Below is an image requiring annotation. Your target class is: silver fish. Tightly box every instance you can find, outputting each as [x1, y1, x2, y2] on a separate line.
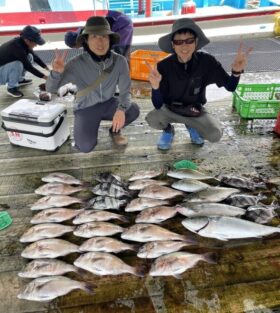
[35, 183, 85, 196]
[17, 276, 94, 301]
[74, 252, 144, 276]
[138, 185, 184, 200]
[30, 195, 83, 210]
[121, 223, 188, 242]
[42, 172, 84, 185]
[149, 252, 216, 278]
[18, 259, 79, 278]
[176, 202, 246, 217]
[73, 210, 129, 224]
[137, 240, 192, 259]
[87, 196, 127, 210]
[21, 239, 79, 259]
[129, 179, 168, 190]
[73, 222, 124, 238]
[79, 237, 138, 253]
[20, 223, 75, 242]
[182, 216, 280, 241]
[91, 183, 130, 199]
[227, 193, 265, 208]
[128, 169, 163, 181]
[125, 197, 170, 212]
[171, 179, 210, 193]
[220, 175, 266, 191]
[31, 208, 84, 224]
[135, 206, 177, 224]
[167, 169, 213, 180]
[185, 187, 240, 203]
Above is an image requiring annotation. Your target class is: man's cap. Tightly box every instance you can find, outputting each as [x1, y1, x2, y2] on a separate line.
[158, 18, 209, 53]
[77, 16, 120, 45]
[20, 25, 45, 45]
[64, 28, 82, 48]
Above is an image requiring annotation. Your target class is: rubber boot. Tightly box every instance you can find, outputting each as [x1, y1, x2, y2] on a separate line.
[186, 126, 204, 146]
[157, 125, 175, 150]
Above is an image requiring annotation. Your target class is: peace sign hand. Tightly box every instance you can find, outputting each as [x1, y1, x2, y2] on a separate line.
[52, 49, 67, 73]
[231, 42, 253, 73]
[145, 61, 162, 90]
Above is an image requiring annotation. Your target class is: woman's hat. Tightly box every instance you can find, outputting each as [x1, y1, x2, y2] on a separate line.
[77, 16, 120, 45]
[20, 25, 45, 45]
[158, 18, 209, 53]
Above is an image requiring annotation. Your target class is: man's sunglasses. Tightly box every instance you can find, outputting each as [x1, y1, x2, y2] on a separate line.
[172, 38, 196, 45]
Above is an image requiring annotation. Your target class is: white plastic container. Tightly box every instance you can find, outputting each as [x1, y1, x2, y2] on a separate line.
[1, 99, 70, 151]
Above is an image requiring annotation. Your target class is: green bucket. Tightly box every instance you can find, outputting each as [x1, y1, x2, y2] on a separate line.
[173, 160, 198, 170]
[0, 211, 12, 230]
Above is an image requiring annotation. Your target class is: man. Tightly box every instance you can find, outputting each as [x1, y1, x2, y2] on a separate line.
[64, 10, 133, 63]
[0, 25, 49, 97]
[46, 16, 139, 153]
[146, 18, 252, 150]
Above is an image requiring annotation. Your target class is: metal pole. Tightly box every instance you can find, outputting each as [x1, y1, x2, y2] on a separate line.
[173, 0, 180, 15]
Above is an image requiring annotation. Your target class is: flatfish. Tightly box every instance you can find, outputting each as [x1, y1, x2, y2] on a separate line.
[74, 252, 145, 276]
[125, 197, 170, 212]
[138, 185, 184, 200]
[18, 259, 79, 278]
[79, 237, 138, 253]
[20, 223, 75, 242]
[182, 216, 280, 241]
[17, 276, 94, 301]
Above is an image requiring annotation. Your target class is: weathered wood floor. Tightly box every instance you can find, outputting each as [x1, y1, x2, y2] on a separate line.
[0, 76, 279, 313]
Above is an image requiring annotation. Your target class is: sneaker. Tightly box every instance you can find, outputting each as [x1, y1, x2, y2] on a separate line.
[7, 87, 24, 98]
[157, 125, 175, 150]
[186, 126, 204, 146]
[109, 130, 128, 146]
[18, 79, 32, 86]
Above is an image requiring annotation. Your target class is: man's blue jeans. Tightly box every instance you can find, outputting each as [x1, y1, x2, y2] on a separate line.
[0, 61, 24, 89]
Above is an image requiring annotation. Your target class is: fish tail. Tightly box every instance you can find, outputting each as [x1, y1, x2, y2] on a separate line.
[179, 235, 197, 244]
[81, 181, 92, 188]
[82, 282, 96, 294]
[129, 243, 141, 252]
[134, 264, 147, 277]
[119, 215, 130, 223]
[203, 252, 218, 264]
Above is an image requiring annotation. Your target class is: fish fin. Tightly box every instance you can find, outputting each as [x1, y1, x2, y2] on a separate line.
[173, 274, 183, 279]
[203, 252, 218, 264]
[82, 282, 96, 294]
[119, 215, 130, 223]
[134, 264, 147, 277]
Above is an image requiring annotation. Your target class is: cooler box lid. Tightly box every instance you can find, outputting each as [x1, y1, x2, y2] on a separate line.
[1, 99, 66, 124]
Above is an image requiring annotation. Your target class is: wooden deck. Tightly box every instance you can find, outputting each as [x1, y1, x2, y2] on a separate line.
[0, 76, 279, 313]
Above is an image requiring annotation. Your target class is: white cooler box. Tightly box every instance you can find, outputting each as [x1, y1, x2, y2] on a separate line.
[1, 99, 70, 151]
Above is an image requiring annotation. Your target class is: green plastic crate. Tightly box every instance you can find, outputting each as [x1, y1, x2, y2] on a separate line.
[233, 83, 280, 119]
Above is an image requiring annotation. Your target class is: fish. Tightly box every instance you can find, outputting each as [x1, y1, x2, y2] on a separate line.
[220, 175, 266, 191]
[245, 204, 278, 224]
[171, 179, 210, 193]
[20, 223, 75, 242]
[125, 198, 170, 212]
[149, 252, 216, 278]
[93, 172, 125, 187]
[128, 169, 163, 181]
[129, 179, 168, 190]
[30, 208, 84, 224]
[137, 240, 193, 259]
[42, 172, 84, 185]
[91, 183, 130, 199]
[167, 169, 213, 180]
[176, 202, 246, 217]
[73, 210, 129, 224]
[30, 195, 83, 210]
[121, 223, 188, 242]
[138, 185, 184, 200]
[184, 187, 240, 203]
[182, 216, 280, 241]
[73, 222, 125, 238]
[74, 252, 145, 276]
[86, 196, 127, 210]
[17, 276, 94, 301]
[135, 206, 177, 224]
[18, 259, 79, 278]
[21, 239, 79, 259]
[226, 193, 265, 208]
[79, 237, 138, 253]
[35, 183, 85, 196]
